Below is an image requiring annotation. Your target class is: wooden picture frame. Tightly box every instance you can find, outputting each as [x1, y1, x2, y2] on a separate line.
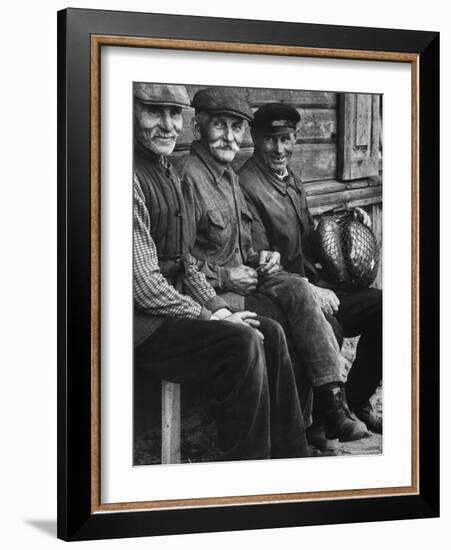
[57, 7, 439, 541]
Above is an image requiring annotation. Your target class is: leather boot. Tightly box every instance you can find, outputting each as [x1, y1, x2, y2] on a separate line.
[306, 423, 338, 453]
[314, 384, 369, 442]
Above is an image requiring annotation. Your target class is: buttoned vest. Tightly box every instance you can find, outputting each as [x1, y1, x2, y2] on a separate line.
[134, 145, 190, 282]
[134, 145, 192, 347]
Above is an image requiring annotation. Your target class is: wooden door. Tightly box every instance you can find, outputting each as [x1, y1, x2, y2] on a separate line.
[338, 93, 381, 180]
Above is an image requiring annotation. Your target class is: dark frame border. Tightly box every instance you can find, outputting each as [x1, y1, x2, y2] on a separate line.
[57, 8, 439, 541]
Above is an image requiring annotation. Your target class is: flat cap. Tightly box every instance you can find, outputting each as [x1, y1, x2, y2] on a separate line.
[251, 102, 300, 135]
[133, 83, 191, 108]
[192, 87, 253, 121]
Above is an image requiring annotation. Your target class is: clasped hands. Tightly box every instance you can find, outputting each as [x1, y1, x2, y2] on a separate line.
[224, 250, 281, 295]
[210, 250, 280, 342]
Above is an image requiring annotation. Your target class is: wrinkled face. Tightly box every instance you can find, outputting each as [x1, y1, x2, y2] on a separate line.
[134, 103, 183, 156]
[253, 131, 297, 174]
[196, 113, 246, 164]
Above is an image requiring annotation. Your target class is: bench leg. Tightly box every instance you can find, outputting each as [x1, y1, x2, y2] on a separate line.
[161, 381, 181, 464]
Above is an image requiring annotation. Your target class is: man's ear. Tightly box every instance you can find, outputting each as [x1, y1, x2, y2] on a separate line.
[192, 115, 201, 141]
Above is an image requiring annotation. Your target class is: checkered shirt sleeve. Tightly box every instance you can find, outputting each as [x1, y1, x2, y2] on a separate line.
[182, 253, 221, 304]
[134, 174, 211, 319]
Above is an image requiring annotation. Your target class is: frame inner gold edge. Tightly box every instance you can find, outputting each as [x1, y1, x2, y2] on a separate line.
[90, 34, 420, 514]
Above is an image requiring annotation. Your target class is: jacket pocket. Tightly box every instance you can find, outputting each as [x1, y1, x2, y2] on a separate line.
[207, 209, 227, 228]
[206, 209, 228, 246]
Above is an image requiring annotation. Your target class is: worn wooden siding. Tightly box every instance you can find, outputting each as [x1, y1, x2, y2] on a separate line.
[170, 85, 382, 275]
[171, 85, 381, 201]
[171, 86, 339, 183]
[170, 85, 383, 283]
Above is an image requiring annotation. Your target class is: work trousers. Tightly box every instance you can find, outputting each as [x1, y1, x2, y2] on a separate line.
[134, 316, 309, 461]
[246, 272, 344, 388]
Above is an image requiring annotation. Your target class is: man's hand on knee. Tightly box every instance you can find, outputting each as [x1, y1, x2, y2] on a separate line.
[217, 310, 264, 342]
[310, 284, 340, 315]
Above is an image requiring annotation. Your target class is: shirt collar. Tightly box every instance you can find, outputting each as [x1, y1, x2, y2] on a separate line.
[275, 168, 289, 179]
[135, 140, 169, 167]
[134, 141, 182, 187]
[191, 140, 232, 184]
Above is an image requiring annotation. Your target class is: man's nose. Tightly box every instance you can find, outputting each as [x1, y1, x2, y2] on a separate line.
[275, 140, 284, 154]
[224, 125, 234, 142]
[159, 112, 173, 131]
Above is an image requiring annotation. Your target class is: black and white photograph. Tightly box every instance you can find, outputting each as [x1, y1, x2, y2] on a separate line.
[0, 0, 445, 545]
[132, 82, 383, 466]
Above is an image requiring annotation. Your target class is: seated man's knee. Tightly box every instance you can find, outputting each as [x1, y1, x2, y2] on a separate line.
[281, 276, 317, 311]
[258, 317, 287, 349]
[226, 323, 262, 361]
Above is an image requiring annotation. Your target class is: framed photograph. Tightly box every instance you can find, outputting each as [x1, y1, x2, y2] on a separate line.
[57, 8, 439, 541]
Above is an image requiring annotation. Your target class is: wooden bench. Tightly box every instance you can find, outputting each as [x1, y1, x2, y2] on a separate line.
[161, 380, 181, 464]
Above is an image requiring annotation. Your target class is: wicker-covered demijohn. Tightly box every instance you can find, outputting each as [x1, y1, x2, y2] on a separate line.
[315, 209, 379, 288]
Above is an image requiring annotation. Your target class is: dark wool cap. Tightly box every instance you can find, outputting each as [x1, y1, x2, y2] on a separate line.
[133, 83, 191, 108]
[192, 87, 253, 121]
[251, 102, 301, 135]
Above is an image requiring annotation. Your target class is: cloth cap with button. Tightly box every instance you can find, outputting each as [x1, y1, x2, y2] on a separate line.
[133, 82, 191, 108]
[251, 102, 300, 135]
[192, 87, 253, 121]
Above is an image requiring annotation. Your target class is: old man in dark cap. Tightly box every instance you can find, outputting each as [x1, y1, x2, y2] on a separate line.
[239, 102, 382, 434]
[179, 87, 369, 444]
[133, 82, 317, 461]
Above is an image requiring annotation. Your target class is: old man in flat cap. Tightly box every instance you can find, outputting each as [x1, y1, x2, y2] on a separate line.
[179, 87, 369, 445]
[239, 102, 382, 435]
[133, 82, 316, 461]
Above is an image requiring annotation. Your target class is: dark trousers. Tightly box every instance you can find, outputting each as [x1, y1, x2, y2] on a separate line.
[245, 292, 312, 419]
[332, 287, 382, 409]
[134, 316, 308, 461]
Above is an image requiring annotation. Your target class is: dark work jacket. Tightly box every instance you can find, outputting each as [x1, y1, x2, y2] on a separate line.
[239, 154, 318, 282]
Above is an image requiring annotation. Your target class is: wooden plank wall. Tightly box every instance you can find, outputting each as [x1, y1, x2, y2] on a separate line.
[171, 85, 339, 184]
[170, 85, 382, 289]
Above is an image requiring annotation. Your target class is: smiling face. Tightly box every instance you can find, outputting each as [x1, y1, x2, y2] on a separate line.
[134, 103, 183, 156]
[195, 112, 246, 164]
[253, 130, 297, 174]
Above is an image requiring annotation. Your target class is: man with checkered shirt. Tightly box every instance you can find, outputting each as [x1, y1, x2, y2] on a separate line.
[133, 82, 316, 461]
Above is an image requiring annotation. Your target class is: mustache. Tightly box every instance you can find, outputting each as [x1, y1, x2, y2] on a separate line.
[211, 141, 240, 151]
